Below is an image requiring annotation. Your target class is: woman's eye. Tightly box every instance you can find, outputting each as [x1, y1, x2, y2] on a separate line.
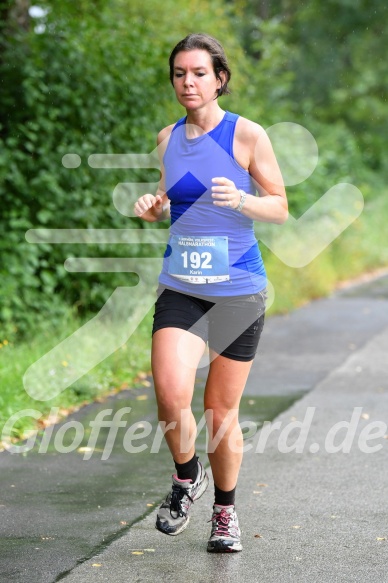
[174, 71, 205, 79]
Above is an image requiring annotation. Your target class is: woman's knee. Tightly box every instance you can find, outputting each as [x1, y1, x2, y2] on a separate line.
[155, 384, 192, 418]
[204, 406, 239, 435]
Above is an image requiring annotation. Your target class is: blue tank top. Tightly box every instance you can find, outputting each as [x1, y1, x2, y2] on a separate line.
[158, 111, 266, 296]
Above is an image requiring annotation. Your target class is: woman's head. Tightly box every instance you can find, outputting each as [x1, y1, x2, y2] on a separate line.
[169, 33, 231, 97]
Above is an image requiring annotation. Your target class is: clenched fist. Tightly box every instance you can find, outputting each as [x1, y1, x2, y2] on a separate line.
[134, 193, 167, 222]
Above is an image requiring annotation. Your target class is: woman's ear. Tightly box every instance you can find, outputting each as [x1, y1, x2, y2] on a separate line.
[218, 70, 226, 88]
[215, 70, 226, 97]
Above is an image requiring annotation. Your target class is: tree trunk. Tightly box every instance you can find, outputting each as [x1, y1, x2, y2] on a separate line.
[0, 0, 30, 37]
[258, 0, 269, 20]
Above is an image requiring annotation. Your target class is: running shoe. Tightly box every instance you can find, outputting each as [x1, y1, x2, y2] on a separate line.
[155, 461, 209, 535]
[207, 504, 242, 552]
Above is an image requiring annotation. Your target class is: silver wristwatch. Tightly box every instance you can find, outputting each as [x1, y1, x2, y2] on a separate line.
[235, 189, 247, 212]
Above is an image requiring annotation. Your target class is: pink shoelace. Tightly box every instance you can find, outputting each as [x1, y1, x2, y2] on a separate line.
[211, 508, 233, 536]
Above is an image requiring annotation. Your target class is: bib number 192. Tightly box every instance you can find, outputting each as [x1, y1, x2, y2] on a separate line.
[181, 251, 212, 270]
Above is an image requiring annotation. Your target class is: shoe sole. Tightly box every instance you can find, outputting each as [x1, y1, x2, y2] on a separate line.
[155, 515, 190, 536]
[207, 540, 243, 553]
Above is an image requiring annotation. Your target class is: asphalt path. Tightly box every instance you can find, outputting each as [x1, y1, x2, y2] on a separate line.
[1, 272, 388, 582]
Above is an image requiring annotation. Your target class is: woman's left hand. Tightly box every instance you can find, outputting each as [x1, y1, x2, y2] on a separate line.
[211, 177, 240, 209]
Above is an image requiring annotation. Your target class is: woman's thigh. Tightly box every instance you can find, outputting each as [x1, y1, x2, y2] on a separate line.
[151, 327, 206, 409]
[204, 353, 253, 413]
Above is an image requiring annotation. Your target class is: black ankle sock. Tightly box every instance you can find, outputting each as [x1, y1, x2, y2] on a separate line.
[214, 484, 236, 506]
[174, 453, 198, 482]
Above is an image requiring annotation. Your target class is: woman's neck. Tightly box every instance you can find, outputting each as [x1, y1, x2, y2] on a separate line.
[185, 105, 225, 137]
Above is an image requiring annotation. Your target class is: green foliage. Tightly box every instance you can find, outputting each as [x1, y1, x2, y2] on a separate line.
[0, 0, 247, 339]
[1, 0, 387, 342]
[264, 192, 388, 315]
[1, 0, 388, 438]
[231, 0, 388, 183]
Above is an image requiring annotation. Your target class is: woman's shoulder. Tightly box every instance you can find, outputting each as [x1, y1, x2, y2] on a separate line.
[156, 124, 177, 162]
[234, 114, 267, 144]
[157, 123, 175, 145]
[157, 115, 188, 144]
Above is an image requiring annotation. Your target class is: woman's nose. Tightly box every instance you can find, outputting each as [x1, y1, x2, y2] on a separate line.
[183, 74, 194, 86]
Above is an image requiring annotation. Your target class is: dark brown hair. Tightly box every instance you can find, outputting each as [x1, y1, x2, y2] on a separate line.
[169, 33, 231, 97]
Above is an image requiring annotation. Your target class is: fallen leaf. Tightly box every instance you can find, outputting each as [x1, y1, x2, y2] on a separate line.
[39, 417, 56, 429]
[377, 537, 387, 541]
[141, 380, 151, 387]
[146, 503, 154, 507]
[92, 563, 102, 567]
[292, 525, 302, 529]
[59, 408, 71, 417]
[77, 447, 104, 454]
[254, 534, 263, 538]
[253, 491, 262, 494]
[128, 549, 155, 553]
[136, 395, 148, 401]
[257, 483, 268, 487]
[120, 521, 128, 525]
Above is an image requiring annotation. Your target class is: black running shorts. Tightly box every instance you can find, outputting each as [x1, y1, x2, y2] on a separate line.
[152, 286, 266, 362]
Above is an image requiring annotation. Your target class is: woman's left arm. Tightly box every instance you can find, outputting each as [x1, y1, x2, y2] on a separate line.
[211, 119, 288, 224]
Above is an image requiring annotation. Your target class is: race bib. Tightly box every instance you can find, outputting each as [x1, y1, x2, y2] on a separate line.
[168, 235, 229, 283]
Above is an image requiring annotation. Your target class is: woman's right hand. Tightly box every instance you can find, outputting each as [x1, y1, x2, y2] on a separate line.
[134, 193, 165, 222]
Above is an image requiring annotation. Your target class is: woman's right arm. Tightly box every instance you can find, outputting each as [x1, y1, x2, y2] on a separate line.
[133, 125, 173, 222]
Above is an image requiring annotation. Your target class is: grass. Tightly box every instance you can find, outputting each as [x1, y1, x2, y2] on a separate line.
[1, 193, 388, 443]
[0, 308, 153, 445]
[265, 193, 388, 314]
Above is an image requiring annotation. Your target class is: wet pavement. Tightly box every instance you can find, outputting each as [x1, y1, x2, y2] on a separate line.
[0, 386, 304, 582]
[1, 272, 388, 582]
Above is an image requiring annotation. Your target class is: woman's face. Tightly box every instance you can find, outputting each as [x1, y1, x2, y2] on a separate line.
[172, 49, 223, 110]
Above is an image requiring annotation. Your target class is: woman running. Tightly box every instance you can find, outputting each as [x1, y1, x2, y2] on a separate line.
[134, 33, 287, 553]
